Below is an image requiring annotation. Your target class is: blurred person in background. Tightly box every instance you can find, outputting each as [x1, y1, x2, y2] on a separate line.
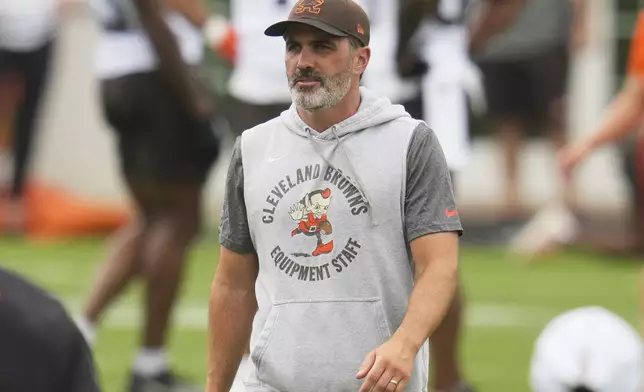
[529, 306, 643, 392]
[559, 8, 644, 250]
[559, 8, 644, 334]
[0, 266, 102, 392]
[382, 1, 525, 391]
[223, 0, 292, 136]
[360, 0, 422, 119]
[0, 0, 73, 234]
[471, 0, 589, 219]
[75, 0, 228, 390]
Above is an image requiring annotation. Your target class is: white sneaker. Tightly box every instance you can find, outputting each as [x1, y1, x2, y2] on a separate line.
[508, 201, 579, 259]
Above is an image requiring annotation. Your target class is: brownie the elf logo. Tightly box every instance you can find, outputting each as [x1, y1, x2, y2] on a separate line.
[289, 188, 334, 257]
[261, 164, 368, 282]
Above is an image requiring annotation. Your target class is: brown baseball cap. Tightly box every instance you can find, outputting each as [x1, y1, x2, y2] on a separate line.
[264, 0, 370, 47]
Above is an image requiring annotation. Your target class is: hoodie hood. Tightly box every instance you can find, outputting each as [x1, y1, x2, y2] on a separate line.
[278, 87, 412, 227]
[280, 86, 411, 139]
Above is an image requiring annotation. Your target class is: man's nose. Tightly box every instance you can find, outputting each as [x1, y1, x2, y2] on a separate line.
[297, 47, 315, 69]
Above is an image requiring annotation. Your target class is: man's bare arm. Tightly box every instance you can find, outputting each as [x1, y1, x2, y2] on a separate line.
[570, 0, 589, 52]
[132, 0, 209, 118]
[206, 247, 258, 392]
[468, 0, 526, 53]
[585, 78, 644, 148]
[394, 232, 459, 351]
[559, 77, 644, 178]
[355, 231, 458, 391]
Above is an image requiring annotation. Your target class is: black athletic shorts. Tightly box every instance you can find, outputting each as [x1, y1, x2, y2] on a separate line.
[401, 94, 424, 120]
[100, 70, 220, 184]
[477, 44, 570, 135]
[0, 40, 55, 197]
[224, 95, 291, 135]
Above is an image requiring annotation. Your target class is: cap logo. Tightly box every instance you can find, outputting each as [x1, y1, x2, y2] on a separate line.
[357, 24, 364, 35]
[294, 0, 324, 14]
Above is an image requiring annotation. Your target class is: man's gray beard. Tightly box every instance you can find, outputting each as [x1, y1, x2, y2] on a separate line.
[289, 69, 353, 111]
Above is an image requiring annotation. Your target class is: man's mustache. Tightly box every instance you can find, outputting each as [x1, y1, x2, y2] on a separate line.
[290, 69, 324, 86]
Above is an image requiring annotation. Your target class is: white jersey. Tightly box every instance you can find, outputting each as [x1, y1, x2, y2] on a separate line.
[530, 307, 643, 392]
[419, 19, 479, 171]
[360, 0, 420, 104]
[0, 0, 59, 51]
[419, 0, 483, 171]
[88, 0, 204, 80]
[227, 0, 292, 105]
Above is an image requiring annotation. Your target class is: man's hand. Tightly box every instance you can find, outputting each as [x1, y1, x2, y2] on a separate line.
[557, 141, 593, 180]
[356, 334, 416, 392]
[356, 232, 458, 392]
[289, 203, 305, 221]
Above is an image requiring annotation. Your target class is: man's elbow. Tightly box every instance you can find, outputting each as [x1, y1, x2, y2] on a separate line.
[210, 272, 255, 299]
[416, 253, 459, 284]
[437, 254, 458, 279]
[210, 249, 259, 299]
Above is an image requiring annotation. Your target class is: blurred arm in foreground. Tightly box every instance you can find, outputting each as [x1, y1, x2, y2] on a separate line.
[0, 267, 102, 391]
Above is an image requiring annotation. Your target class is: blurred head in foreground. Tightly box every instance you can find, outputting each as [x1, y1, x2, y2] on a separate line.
[530, 306, 643, 392]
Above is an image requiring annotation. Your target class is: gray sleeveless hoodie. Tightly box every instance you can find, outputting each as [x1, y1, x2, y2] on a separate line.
[234, 87, 449, 392]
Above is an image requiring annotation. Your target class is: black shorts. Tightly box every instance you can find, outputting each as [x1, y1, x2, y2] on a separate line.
[0, 41, 55, 196]
[478, 45, 569, 134]
[401, 94, 424, 120]
[100, 71, 219, 184]
[224, 95, 291, 135]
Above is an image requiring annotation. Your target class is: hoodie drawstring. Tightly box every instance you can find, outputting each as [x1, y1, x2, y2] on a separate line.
[305, 126, 378, 226]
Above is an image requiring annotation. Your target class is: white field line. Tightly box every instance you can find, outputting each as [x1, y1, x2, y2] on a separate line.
[61, 298, 552, 330]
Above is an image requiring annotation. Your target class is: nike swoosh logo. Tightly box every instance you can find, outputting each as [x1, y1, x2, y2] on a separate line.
[445, 208, 458, 217]
[268, 153, 289, 162]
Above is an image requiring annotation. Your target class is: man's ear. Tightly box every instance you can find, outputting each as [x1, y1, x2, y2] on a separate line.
[354, 46, 370, 75]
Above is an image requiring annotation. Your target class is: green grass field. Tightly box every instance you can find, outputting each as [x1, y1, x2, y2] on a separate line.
[0, 236, 640, 392]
